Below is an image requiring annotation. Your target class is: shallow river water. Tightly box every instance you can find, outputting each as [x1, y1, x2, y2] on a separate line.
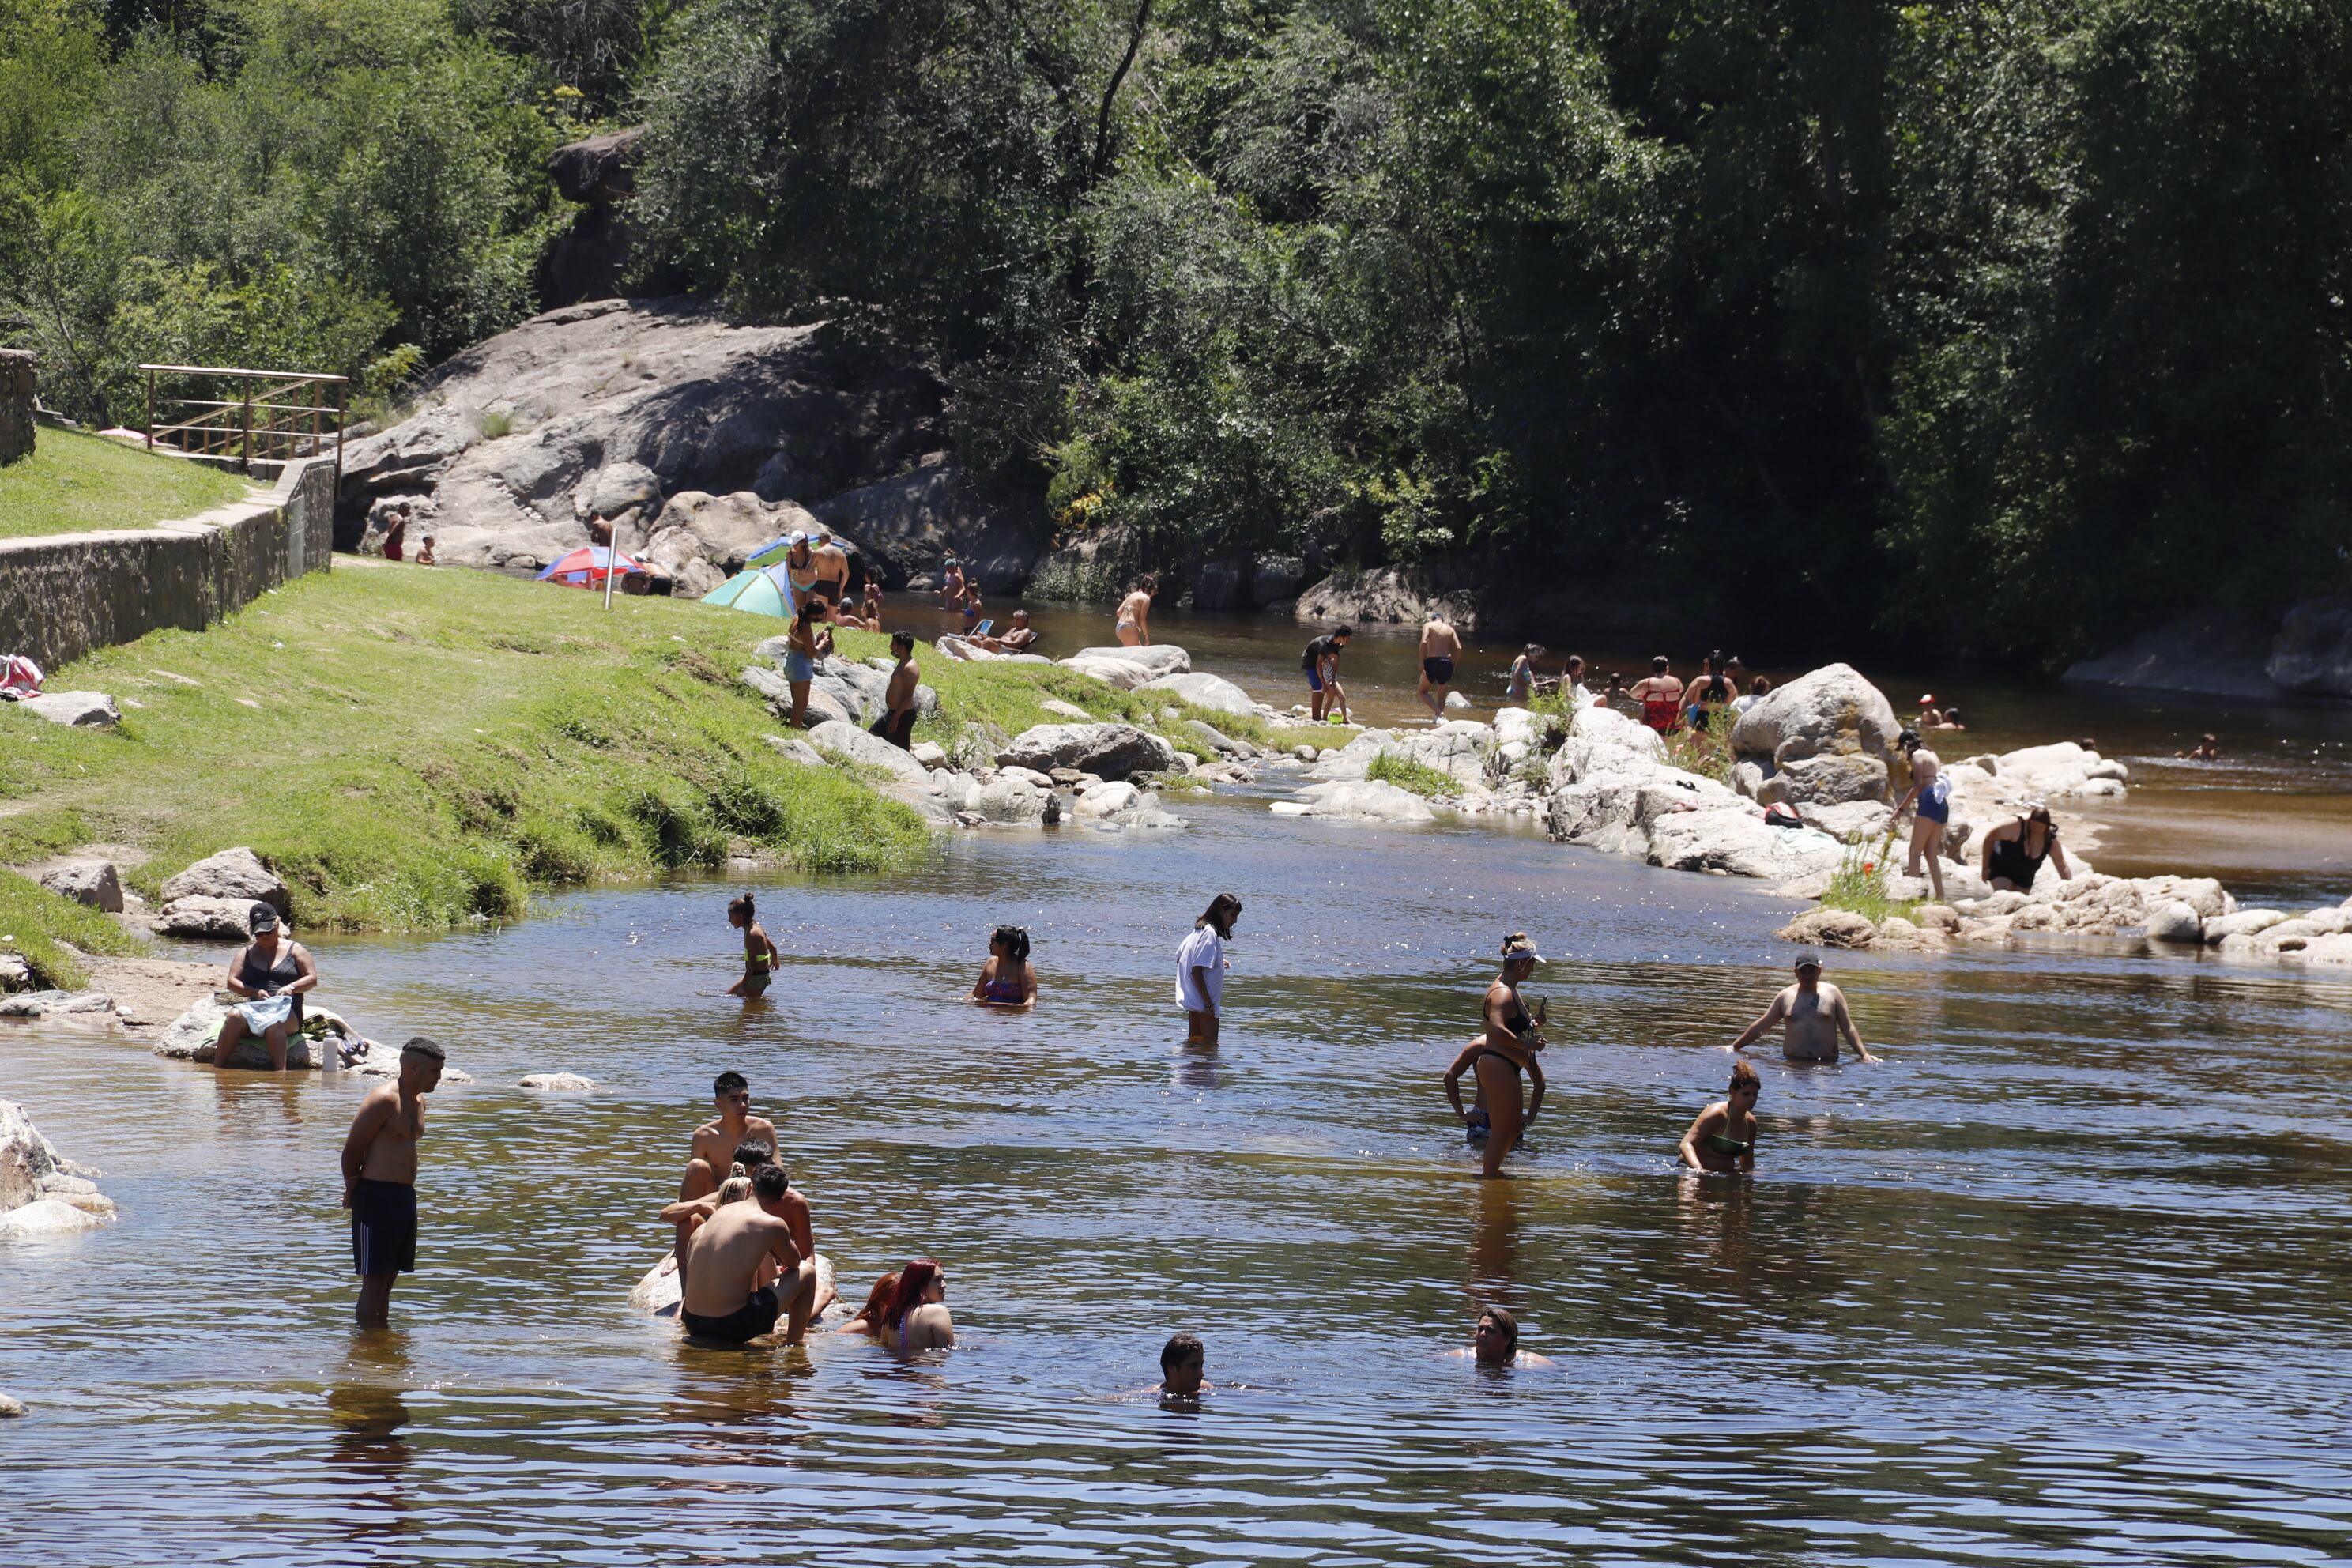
[7, 740, 2352, 1562]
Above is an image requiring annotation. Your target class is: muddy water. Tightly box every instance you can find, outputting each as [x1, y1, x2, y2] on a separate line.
[934, 599, 2352, 903]
[6, 765, 2352, 1563]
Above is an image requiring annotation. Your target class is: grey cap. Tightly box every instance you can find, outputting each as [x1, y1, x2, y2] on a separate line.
[1793, 951, 1824, 971]
[247, 902, 280, 933]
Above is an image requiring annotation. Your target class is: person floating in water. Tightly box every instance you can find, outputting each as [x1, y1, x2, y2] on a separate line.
[1724, 954, 1877, 1064]
[1442, 934, 1549, 1179]
[1178, 893, 1241, 1046]
[971, 925, 1038, 1008]
[1450, 1305, 1554, 1368]
[1893, 747, 1951, 903]
[1679, 1060, 1761, 1174]
[726, 893, 779, 998]
[876, 1257, 956, 1350]
[340, 1037, 445, 1328]
[1156, 1332, 1210, 1398]
[2176, 733, 2219, 761]
[670, 1165, 818, 1346]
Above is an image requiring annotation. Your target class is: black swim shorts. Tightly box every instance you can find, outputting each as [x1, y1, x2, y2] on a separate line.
[350, 1178, 417, 1276]
[1423, 657, 1455, 686]
[682, 1286, 782, 1345]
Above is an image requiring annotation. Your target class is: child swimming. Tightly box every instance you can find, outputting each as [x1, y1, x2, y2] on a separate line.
[970, 925, 1037, 1008]
[726, 893, 780, 998]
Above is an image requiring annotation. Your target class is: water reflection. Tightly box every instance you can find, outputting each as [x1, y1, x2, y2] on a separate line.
[324, 1331, 417, 1547]
[1466, 1177, 1522, 1296]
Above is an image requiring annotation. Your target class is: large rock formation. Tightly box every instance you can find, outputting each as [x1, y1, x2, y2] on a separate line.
[337, 300, 1037, 582]
[2064, 598, 2352, 701]
[997, 722, 1180, 781]
[1728, 663, 1902, 808]
[0, 1099, 115, 1234]
[1294, 565, 1484, 631]
[2269, 598, 2352, 698]
[538, 127, 643, 309]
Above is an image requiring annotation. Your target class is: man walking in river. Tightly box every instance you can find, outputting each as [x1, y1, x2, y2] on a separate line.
[340, 1037, 445, 1327]
[1417, 615, 1461, 720]
[1724, 955, 1877, 1063]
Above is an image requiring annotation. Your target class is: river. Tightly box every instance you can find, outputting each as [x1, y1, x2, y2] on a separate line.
[4, 609, 2351, 1565]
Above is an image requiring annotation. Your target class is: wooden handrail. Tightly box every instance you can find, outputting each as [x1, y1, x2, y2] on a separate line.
[138, 364, 349, 383]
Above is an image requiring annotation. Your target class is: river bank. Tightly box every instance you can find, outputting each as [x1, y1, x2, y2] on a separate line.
[0, 562, 1308, 994]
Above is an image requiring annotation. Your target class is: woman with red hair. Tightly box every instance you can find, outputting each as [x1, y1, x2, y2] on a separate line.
[878, 1258, 956, 1350]
[835, 1270, 899, 1337]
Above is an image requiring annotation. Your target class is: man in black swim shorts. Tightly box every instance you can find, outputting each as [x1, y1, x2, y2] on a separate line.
[1418, 614, 1461, 720]
[339, 1037, 445, 1326]
[675, 1165, 818, 1345]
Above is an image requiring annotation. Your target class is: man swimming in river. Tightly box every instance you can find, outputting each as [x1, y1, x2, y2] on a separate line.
[683, 1072, 780, 1200]
[1155, 1332, 1211, 1398]
[668, 1165, 818, 1345]
[1723, 954, 1877, 1063]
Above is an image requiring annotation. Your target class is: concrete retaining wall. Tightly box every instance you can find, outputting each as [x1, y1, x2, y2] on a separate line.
[0, 456, 334, 673]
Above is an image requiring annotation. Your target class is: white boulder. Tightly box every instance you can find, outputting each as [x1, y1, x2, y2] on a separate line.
[1282, 779, 1438, 824]
[805, 718, 932, 786]
[19, 691, 119, 727]
[997, 722, 1180, 781]
[2145, 901, 2204, 944]
[1728, 663, 1902, 768]
[519, 1072, 596, 1091]
[0, 1197, 112, 1237]
[153, 895, 265, 940]
[972, 776, 1052, 825]
[1140, 670, 1257, 716]
[38, 861, 123, 913]
[160, 848, 289, 913]
[1066, 644, 1191, 678]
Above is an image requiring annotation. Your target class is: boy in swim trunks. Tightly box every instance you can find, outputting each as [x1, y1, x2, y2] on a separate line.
[682, 1072, 781, 1200]
[870, 631, 920, 749]
[1417, 616, 1461, 720]
[674, 1166, 817, 1344]
[340, 1037, 445, 1327]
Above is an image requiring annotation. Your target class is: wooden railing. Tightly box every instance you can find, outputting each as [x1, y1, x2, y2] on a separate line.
[141, 364, 349, 487]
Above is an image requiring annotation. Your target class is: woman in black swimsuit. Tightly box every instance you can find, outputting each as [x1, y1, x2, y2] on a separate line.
[214, 901, 317, 1070]
[1979, 804, 2073, 892]
[1442, 934, 1549, 1179]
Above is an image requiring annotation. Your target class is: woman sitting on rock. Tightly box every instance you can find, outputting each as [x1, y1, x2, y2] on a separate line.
[1980, 805, 2073, 893]
[214, 902, 318, 1071]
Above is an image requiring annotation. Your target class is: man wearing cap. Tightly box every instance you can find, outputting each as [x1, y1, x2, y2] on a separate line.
[340, 1037, 447, 1326]
[809, 528, 852, 607]
[1724, 955, 1877, 1064]
[213, 900, 318, 1071]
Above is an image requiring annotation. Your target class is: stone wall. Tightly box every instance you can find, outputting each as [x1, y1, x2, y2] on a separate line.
[0, 455, 334, 673]
[0, 349, 34, 466]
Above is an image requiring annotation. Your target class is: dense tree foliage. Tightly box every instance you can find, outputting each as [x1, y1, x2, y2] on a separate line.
[6, 0, 2346, 662]
[0, 0, 570, 425]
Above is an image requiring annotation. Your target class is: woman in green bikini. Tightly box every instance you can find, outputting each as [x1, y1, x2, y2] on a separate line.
[726, 893, 780, 998]
[1679, 1060, 1760, 1174]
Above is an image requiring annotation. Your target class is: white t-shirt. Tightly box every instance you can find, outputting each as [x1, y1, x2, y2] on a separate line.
[1175, 925, 1226, 1013]
[1730, 693, 1762, 716]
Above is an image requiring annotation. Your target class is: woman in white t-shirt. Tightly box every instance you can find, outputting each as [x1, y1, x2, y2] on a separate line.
[1176, 893, 1242, 1045]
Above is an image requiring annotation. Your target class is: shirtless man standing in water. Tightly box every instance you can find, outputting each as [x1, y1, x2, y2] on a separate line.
[1417, 615, 1462, 720]
[340, 1038, 445, 1326]
[671, 1166, 818, 1344]
[1724, 954, 1877, 1063]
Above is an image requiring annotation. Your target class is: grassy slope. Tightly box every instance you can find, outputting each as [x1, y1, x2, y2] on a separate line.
[0, 427, 251, 539]
[0, 564, 1315, 987]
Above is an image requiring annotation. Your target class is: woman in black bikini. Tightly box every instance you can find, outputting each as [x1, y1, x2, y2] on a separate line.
[1442, 934, 1549, 1179]
[1979, 804, 2073, 893]
[1679, 1061, 1760, 1174]
[969, 925, 1037, 1008]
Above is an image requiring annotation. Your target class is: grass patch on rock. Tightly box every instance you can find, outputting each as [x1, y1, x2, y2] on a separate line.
[0, 869, 144, 989]
[0, 427, 251, 539]
[1818, 830, 1917, 925]
[1366, 751, 1457, 797]
[0, 561, 933, 941]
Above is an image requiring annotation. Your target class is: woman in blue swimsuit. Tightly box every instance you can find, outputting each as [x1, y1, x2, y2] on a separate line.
[970, 925, 1037, 1008]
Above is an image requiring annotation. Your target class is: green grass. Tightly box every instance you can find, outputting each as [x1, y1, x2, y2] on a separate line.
[0, 562, 933, 952]
[0, 564, 1330, 981]
[0, 869, 145, 989]
[0, 426, 251, 539]
[1366, 750, 1458, 796]
[1818, 829, 1918, 924]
